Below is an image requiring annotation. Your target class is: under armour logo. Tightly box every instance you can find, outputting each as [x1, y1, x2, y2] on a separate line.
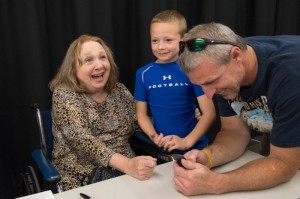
[163, 75, 172, 80]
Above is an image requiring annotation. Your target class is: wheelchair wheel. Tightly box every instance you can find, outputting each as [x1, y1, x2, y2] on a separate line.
[20, 165, 41, 195]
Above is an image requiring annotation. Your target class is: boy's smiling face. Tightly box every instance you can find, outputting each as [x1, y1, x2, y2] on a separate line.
[150, 22, 182, 63]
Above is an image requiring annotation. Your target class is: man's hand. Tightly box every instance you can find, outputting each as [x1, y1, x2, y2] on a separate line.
[173, 158, 217, 196]
[184, 149, 212, 169]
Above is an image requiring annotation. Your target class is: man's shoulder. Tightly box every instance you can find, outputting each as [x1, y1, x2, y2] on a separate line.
[245, 35, 300, 45]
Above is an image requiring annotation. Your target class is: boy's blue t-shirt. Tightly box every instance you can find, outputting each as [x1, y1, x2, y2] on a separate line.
[134, 61, 207, 152]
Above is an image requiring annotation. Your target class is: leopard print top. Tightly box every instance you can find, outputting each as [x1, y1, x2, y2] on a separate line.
[52, 83, 136, 190]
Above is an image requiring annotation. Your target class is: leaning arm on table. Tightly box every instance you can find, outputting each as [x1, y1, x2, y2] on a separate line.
[174, 115, 300, 195]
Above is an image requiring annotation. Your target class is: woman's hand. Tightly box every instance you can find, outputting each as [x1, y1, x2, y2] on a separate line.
[127, 156, 157, 180]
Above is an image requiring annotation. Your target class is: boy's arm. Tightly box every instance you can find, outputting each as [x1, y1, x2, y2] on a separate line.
[184, 95, 216, 147]
[136, 101, 158, 141]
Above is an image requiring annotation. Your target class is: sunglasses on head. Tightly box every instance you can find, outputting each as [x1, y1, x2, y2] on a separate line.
[179, 38, 238, 55]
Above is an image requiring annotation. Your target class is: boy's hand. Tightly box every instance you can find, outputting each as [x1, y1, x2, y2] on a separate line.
[150, 132, 164, 146]
[162, 135, 189, 151]
[195, 108, 202, 120]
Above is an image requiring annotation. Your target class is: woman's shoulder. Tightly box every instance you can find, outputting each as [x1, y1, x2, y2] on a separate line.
[53, 86, 71, 96]
[114, 82, 130, 92]
[112, 82, 133, 98]
[53, 86, 85, 101]
[53, 86, 71, 93]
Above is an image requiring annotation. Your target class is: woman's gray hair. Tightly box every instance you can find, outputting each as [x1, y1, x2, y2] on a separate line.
[178, 22, 247, 73]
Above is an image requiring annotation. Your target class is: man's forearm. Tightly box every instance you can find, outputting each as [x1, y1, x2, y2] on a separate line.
[208, 128, 250, 167]
[216, 156, 296, 193]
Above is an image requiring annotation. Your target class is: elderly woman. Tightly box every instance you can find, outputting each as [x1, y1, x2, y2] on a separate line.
[49, 35, 157, 190]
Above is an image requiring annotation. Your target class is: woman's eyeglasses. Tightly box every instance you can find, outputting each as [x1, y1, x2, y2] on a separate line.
[179, 38, 238, 55]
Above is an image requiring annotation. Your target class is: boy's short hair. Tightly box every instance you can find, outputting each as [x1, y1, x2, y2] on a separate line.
[151, 10, 187, 37]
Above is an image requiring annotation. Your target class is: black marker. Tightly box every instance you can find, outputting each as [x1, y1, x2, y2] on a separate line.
[176, 156, 186, 167]
[80, 193, 93, 199]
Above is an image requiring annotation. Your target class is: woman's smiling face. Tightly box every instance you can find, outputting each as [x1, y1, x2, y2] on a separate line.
[76, 41, 111, 95]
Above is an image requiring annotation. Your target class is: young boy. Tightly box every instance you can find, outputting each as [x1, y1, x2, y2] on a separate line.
[134, 10, 216, 154]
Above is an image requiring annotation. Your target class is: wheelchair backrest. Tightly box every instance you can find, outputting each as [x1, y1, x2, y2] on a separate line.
[32, 103, 54, 160]
[40, 110, 54, 160]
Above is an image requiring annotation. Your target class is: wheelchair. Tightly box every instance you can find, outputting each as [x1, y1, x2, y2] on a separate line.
[20, 103, 62, 195]
[21, 103, 176, 196]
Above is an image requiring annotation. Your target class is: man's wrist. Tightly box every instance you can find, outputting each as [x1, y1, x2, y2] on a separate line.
[201, 148, 213, 168]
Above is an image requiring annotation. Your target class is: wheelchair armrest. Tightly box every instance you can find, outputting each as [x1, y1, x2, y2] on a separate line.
[31, 149, 61, 182]
[129, 131, 170, 164]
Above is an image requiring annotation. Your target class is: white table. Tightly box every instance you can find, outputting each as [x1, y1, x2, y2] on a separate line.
[54, 150, 300, 199]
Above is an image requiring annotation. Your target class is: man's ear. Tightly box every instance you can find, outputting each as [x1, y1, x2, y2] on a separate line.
[230, 47, 242, 62]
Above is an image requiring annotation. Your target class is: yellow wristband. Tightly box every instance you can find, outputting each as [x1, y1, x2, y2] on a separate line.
[201, 148, 213, 168]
